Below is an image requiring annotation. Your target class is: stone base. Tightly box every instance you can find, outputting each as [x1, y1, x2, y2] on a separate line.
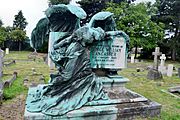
[147, 69, 163, 80]
[24, 77, 161, 120]
[100, 75, 129, 91]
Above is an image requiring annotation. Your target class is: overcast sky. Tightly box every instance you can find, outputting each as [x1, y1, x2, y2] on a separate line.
[0, 0, 155, 37]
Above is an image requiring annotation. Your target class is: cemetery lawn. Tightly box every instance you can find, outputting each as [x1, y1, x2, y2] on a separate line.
[0, 51, 179, 120]
[0, 51, 50, 120]
[119, 61, 180, 120]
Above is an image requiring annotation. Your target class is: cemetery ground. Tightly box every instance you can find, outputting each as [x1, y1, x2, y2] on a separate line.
[0, 51, 179, 120]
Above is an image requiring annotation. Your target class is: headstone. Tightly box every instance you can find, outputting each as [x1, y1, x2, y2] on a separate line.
[134, 59, 139, 63]
[158, 54, 167, 74]
[167, 64, 173, 77]
[168, 86, 180, 93]
[47, 32, 57, 69]
[90, 35, 127, 69]
[130, 56, 135, 63]
[152, 47, 162, 70]
[160, 54, 166, 66]
[5, 48, 9, 55]
[147, 47, 162, 80]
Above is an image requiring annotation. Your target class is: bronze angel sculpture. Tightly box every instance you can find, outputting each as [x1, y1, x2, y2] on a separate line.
[27, 4, 129, 116]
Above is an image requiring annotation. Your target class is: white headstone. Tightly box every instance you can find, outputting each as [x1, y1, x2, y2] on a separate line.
[159, 54, 167, 74]
[130, 56, 135, 63]
[90, 35, 127, 69]
[5, 48, 9, 55]
[48, 32, 56, 69]
[167, 64, 173, 77]
[160, 54, 166, 66]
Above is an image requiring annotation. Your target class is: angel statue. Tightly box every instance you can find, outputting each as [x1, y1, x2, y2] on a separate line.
[26, 4, 129, 116]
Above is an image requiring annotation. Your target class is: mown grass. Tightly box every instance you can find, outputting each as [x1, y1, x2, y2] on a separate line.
[120, 61, 180, 120]
[1, 51, 180, 119]
[2, 51, 50, 99]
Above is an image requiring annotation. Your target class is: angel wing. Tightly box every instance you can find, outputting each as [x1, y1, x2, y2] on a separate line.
[45, 4, 86, 32]
[30, 4, 87, 50]
[30, 18, 49, 50]
[88, 11, 116, 31]
[88, 11, 130, 48]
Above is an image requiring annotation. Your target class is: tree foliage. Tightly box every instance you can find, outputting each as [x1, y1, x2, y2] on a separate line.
[154, 0, 180, 60]
[104, 2, 165, 58]
[10, 29, 26, 51]
[10, 29, 26, 42]
[0, 19, 3, 27]
[48, 0, 71, 5]
[13, 10, 28, 30]
[48, 0, 135, 24]
[0, 27, 7, 45]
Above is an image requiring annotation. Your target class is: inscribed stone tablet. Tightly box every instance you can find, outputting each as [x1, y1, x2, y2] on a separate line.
[90, 36, 127, 69]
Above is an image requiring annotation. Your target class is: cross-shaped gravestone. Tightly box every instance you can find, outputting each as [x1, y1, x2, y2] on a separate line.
[152, 47, 162, 70]
[160, 54, 166, 67]
[159, 54, 167, 74]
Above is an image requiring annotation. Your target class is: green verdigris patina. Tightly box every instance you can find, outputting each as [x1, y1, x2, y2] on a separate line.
[88, 12, 129, 69]
[27, 4, 130, 117]
[27, 4, 109, 116]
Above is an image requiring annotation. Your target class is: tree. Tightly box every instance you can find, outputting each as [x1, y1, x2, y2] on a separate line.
[48, 0, 135, 24]
[0, 19, 3, 27]
[154, 0, 180, 60]
[10, 29, 26, 51]
[48, 0, 71, 5]
[104, 2, 165, 58]
[13, 10, 28, 30]
[0, 27, 7, 47]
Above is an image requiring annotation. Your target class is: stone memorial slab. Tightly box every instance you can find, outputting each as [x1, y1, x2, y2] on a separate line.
[48, 32, 61, 69]
[167, 64, 173, 77]
[152, 47, 162, 70]
[168, 86, 180, 93]
[147, 47, 162, 80]
[90, 35, 127, 69]
[130, 56, 135, 63]
[5, 48, 9, 55]
[158, 54, 167, 74]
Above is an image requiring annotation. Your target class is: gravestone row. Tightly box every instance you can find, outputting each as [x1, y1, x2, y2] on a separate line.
[23, 68, 45, 87]
[147, 47, 179, 79]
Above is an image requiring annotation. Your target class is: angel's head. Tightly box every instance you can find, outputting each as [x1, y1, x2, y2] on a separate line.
[88, 12, 116, 32]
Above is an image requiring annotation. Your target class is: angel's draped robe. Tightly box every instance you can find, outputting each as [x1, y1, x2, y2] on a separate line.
[26, 29, 107, 116]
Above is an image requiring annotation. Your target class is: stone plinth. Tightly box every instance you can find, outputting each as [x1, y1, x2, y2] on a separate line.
[101, 75, 129, 87]
[147, 69, 163, 80]
[24, 77, 161, 120]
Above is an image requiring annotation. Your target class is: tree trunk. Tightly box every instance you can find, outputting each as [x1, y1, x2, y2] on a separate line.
[134, 44, 138, 59]
[172, 49, 176, 61]
[171, 24, 179, 61]
[19, 41, 21, 51]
